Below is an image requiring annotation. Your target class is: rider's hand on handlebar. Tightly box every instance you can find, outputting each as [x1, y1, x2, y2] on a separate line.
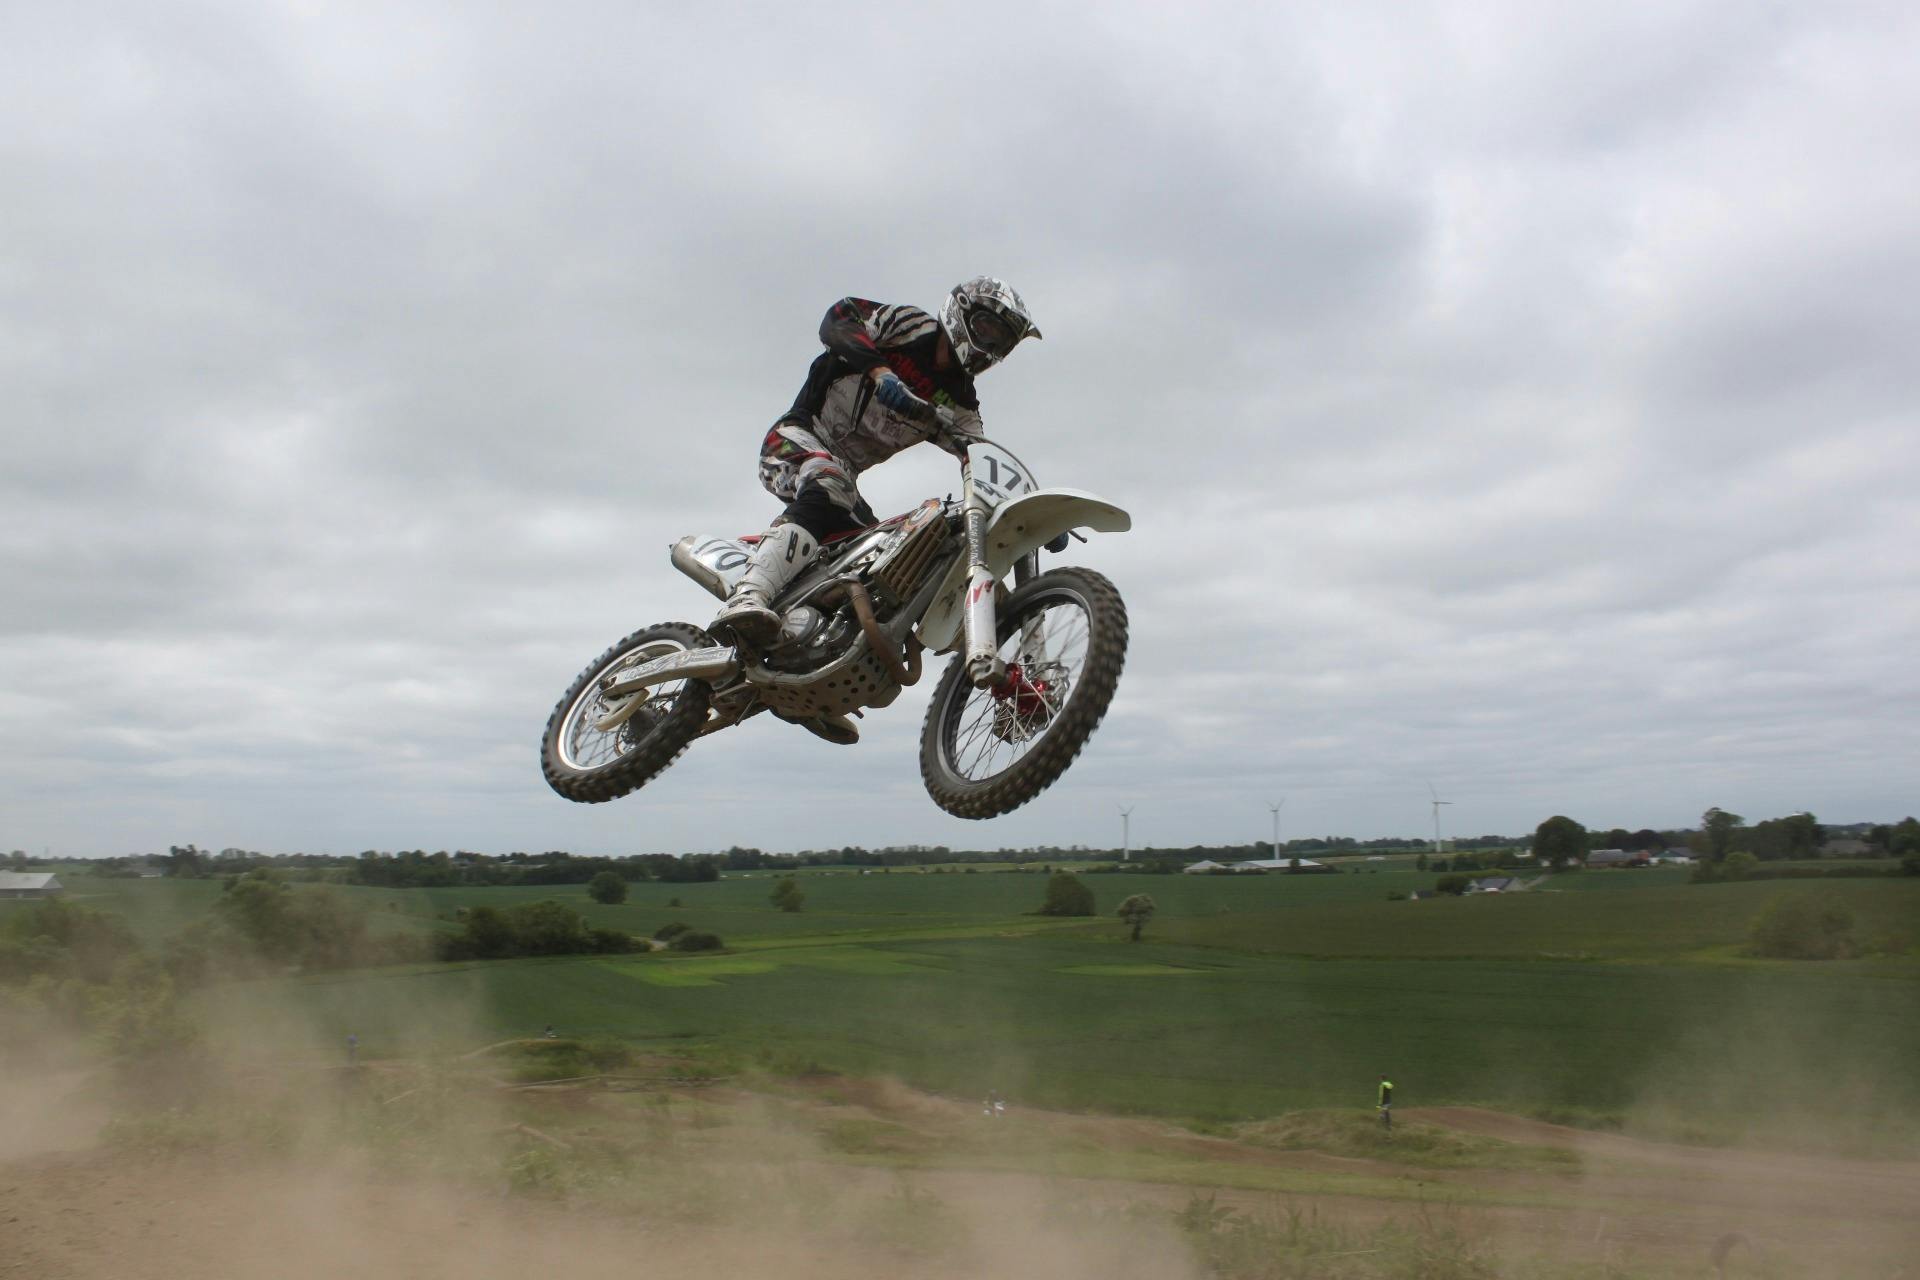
[872, 370, 933, 420]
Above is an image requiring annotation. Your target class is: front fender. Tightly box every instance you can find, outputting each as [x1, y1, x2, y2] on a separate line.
[916, 487, 1131, 653]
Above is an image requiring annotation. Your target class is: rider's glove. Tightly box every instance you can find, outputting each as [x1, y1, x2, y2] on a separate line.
[873, 372, 931, 419]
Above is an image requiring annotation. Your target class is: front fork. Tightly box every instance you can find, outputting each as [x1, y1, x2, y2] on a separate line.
[960, 458, 1048, 689]
[962, 504, 1005, 689]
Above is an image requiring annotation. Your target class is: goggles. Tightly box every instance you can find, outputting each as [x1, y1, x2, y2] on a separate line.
[966, 305, 1029, 360]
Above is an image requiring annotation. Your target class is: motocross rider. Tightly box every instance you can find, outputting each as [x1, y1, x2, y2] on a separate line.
[711, 277, 1042, 744]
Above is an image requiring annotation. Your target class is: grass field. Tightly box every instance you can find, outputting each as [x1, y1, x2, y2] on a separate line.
[16, 866, 1919, 1154]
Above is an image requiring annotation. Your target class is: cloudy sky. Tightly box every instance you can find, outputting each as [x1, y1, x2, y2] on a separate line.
[5, 1, 1917, 857]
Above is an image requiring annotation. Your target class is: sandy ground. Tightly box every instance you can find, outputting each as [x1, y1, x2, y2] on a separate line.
[3, 1075, 1916, 1279]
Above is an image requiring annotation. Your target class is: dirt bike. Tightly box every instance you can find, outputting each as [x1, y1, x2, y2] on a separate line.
[540, 430, 1130, 819]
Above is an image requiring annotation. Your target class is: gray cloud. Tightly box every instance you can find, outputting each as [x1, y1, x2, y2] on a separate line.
[3, 0, 1917, 856]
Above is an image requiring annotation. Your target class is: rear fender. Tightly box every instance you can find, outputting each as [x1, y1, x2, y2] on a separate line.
[916, 487, 1131, 653]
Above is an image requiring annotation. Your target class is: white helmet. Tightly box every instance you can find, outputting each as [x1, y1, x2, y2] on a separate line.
[940, 277, 1042, 375]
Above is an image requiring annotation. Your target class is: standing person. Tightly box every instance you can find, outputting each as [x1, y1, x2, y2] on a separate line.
[1377, 1074, 1394, 1131]
[709, 279, 1043, 744]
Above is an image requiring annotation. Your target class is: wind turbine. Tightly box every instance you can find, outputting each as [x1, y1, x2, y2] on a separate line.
[1268, 798, 1286, 861]
[1427, 782, 1452, 854]
[1119, 806, 1134, 862]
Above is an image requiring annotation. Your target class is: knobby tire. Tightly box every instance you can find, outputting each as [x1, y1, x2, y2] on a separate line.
[540, 622, 714, 803]
[918, 567, 1127, 819]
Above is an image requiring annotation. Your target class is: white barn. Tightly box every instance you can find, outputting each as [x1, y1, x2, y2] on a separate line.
[0, 872, 64, 899]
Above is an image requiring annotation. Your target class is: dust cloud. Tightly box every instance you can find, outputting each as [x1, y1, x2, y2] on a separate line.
[7, 964, 1920, 1280]
[1, 971, 1206, 1280]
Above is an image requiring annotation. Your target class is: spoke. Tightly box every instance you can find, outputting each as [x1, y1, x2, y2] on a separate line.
[561, 640, 688, 771]
[955, 701, 999, 763]
[943, 596, 1093, 783]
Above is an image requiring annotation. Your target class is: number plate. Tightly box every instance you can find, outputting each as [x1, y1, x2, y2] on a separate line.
[967, 441, 1038, 509]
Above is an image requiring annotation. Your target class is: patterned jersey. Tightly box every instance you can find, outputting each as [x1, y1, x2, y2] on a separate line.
[782, 297, 986, 474]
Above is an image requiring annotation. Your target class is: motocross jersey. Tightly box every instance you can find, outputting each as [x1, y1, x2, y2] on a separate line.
[782, 297, 986, 472]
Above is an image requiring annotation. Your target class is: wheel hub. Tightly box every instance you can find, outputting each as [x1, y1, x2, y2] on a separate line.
[989, 662, 1058, 741]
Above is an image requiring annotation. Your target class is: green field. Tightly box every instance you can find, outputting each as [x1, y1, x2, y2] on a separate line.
[15, 866, 1919, 1152]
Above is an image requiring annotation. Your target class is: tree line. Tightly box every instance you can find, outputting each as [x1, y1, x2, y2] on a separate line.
[1526, 810, 1920, 870]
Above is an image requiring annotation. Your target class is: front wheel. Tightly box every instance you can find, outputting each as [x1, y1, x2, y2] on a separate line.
[541, 622, 714, 803]
[919, 567, 1128, 819]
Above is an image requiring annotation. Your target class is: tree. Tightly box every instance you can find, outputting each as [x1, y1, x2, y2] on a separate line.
[1780, 812, 1822, 859]
[462, 906, 517, 959]
[587, 872, 628, 905]
[165, 844, 208, 879]
[1890, 817, 1920, 857]
[1701, 808, 1745, 862]
[1531, 816, 1588, 870]
[1116, 894, 1157, 941]
[1629, 829, 1664, 852]
[1038, 871, 1095, 917]
[211, 872, 372, 970]
[770, 876, 805, 913]
[1414, 852, 1429, 871]
[508, 900, 591, 955]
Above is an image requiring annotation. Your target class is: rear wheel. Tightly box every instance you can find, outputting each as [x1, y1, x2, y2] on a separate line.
[919, 567, 1127, 819]
[541, 622, 713, 803]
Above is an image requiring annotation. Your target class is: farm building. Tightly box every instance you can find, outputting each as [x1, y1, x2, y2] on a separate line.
[0, 871, 64, 899]
[1585, 849, 1649, 868]
[1230, 858, 1337, 874]
[1466, 876, 1521, 893]
[1181, 860, 1234, 874]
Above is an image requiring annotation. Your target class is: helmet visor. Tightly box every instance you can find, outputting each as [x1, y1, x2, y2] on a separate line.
[965, 306, 1025, 360]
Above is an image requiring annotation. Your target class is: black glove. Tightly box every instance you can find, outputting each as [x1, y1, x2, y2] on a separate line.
[1044, 532, 1071, 554]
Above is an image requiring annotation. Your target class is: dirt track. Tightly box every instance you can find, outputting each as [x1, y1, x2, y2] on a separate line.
[3, 1081, 1916, 1279]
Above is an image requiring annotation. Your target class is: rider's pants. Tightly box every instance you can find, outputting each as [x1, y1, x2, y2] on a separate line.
[757, 420, 875, 539]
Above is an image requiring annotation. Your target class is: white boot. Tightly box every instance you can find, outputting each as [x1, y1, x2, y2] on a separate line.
[711, 524, 819, 646]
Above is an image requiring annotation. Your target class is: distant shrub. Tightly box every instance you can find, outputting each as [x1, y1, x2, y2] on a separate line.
[1748, 892, 1857, 960]
[1722, 852, 1758, 881]
[770, 876, 805, 913]
[437, 900, 632, 961]
[1903, 855, 1920, 877]
[1385, 890, 1407, 902]
[1038, 871, 1096, 917]
[1434, 874, 1470, 896]
[586, 871, 628, 905]
[652, 921, 690, 942]
[669, 930, 724, 952]
[586, 928, 638, 954]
